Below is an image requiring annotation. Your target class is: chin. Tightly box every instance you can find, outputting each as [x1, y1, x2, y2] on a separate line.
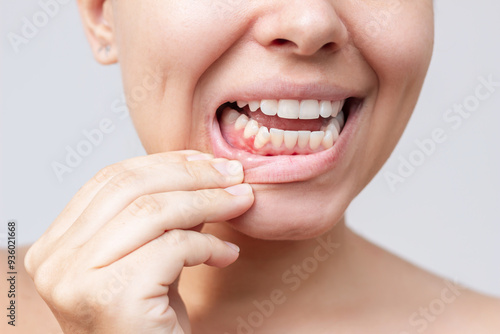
[224, 182, 351, 241]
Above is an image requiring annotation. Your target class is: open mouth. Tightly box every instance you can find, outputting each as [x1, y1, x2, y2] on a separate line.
[210, 95, 362, 183]
[216, 98, 353, 156]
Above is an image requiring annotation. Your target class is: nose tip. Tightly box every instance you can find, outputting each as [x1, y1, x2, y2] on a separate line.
[254, 1, 348, 57]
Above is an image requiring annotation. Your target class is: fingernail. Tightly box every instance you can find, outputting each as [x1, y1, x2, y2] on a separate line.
[224, 184, 252, 196]
[187, 154, 213, 161]
[224, 241, 240, 253]
[213, 160, 243, 176]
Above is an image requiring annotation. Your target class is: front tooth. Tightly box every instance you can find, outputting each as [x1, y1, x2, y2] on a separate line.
[336, 111, 345, 128]
[237, 101, 248, 109]
[297, 131, 311, 149]
[284, 131, 299, 149]
[222, 108, 241, 125]
[270, 128, 284, 148]
[261, 100, 278, 116]
[278, 100, 300, 119]
[254, 126, 270, 149]
[331, 100, 341, 118]
[299, 100, 320, 120]
[249, 101, 260, 112]
[234, 114, 249, 130]
[244, 120, 260, 138]
[309, 131, 325, 150]
[319, 101, 333, 118]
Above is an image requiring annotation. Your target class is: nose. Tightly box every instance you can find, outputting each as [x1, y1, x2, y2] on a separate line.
[253, 0, 348, 57]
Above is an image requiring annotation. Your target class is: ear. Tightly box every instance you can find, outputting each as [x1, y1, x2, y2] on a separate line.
[77, 0, 117, 65]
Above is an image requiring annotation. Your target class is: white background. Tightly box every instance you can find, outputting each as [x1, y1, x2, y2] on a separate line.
[1, 0, 499, 297]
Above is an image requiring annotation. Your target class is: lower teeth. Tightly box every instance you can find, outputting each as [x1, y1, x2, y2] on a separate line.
[221, 107, 346, 154]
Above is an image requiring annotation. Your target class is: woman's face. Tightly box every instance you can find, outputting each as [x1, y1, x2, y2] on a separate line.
[96, 0, 434, 240]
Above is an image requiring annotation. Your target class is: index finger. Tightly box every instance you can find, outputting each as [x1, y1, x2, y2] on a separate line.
[41, 151, 210, 242]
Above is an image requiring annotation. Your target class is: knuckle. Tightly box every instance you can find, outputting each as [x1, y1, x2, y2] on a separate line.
[39, 269, 90, 315]
[24, 237, 51, 277]
[151, 152, 176, 164]
[210, 173, 230, 187]
[128, 195, 163, 217]
[184, 160, 233, 187]
[200, 188, 219, 201]
[50, 281, 92, 319]
[183, 162, 205, 181]
[163, 229, 190, 248]
[202, 233, 219, 248]
[177, 202, 196, 221]
[195, 189, 210, 205]
[24, 243, 37, 277]
[145, 305, 179, 331]
[192, 189, 217, 210]
[93, 163, 126, 184]
[192, 192, 208, 210]
[50, 282, 75, 308]
[31, 252, 73, 302]
[107, 170, 139, 191]
[32, 261, 56, 298]
[175, 190, 219, 224]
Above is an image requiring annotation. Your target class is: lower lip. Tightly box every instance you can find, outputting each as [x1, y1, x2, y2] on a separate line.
[210, 103, 362, 184]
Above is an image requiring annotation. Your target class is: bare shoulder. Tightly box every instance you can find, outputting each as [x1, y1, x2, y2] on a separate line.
[352, 233, 500, 333]
[390, 257, 500, 333]
[397, 259, 500, 333]
[0, 246, 62, 334]
[439, 288, 500, 333]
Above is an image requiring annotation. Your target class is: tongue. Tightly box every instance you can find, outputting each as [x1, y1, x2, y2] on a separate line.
[247, 109, 326, 131]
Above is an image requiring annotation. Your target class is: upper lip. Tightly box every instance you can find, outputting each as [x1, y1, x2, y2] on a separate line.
[221, 79, 361, 105]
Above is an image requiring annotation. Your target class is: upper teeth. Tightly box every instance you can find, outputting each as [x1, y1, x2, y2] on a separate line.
[236, 99, 344, 120]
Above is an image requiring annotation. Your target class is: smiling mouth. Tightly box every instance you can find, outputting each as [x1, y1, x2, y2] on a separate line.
[210, 91, 362, 183]
[216, 98, 354, 156]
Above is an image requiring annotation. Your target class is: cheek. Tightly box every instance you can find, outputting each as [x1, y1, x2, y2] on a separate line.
[348, 1, 434, 84]
[345, 1, 434, 177]
[114, 2, 246, 78]
[111, 2, 249, 153]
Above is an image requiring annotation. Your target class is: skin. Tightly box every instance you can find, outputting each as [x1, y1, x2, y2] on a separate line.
[2, 0, 499, 333]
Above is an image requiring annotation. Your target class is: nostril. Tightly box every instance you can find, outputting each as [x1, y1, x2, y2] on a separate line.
[322, 42, 335, 50]
[270, 38, 338, 55]
[272, 38, 291, 47]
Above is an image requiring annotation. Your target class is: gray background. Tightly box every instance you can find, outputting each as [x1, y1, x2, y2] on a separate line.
[1, 0, 499, 297]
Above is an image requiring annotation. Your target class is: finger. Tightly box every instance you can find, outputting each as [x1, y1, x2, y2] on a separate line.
[107, 230, 240, 299]
[54, 157, 244, 248]
[44, 150, 209, 240]
[27, 151, 210, 271]
[78, 185, 253, 268]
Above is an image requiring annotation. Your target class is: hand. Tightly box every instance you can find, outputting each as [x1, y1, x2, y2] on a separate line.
[25, 151, 254, 333]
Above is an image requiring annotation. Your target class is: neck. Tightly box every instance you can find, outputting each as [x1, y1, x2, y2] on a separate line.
[179, 218, 367, 327]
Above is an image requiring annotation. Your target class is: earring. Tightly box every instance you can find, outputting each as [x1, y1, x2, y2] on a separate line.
[99, 45, 111, 56]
